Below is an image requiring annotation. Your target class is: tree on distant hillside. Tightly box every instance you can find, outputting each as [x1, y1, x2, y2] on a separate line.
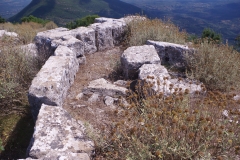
[0, 16, 6, 23]
[234, 35, 240, 52]
[21, 15, 49, 25]
[201, 28, 222, 43]
[66, 15, 99, 29]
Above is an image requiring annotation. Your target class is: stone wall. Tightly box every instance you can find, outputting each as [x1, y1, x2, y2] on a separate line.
[26, 17, 127, 159]
[25, 16, 197, 159]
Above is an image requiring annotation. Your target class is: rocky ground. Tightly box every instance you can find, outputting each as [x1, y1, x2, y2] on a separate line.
[63, 46, 126, 132]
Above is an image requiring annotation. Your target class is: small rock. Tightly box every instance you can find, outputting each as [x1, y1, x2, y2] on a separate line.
[104, 96, 118, 109]
[75, 93, 84, 100]
[114, 80, 127, 87]
[88, 93, 99, 103]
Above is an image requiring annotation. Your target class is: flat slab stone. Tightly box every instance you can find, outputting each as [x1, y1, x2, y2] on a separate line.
[27, 104, 93, 159]
[71, 27, 97, 54]
[83, 78, 127, 97]
[146, 40, 194, 68]
[121, 45, 161, 79]
[28, 56, 78, 120]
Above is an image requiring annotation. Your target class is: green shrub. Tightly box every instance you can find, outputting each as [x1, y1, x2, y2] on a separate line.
[0, 139, 4, 151]
[125, 17, 187, 46]
[0, 16, 5, 23]
[21, 15, 49, 25]
[185, 40, 240, 91]
[66, 15, 99, 29]
[201, 28, 222, 43]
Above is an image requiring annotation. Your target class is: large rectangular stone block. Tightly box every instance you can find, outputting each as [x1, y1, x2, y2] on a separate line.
[121, 45, 161, 79]
[71, 27, 97, 54]
[28, 56, 78, 120]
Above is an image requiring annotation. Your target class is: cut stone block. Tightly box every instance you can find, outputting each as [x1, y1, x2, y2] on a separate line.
[27, 104, 93, 159]
[146, 40, 194, 68]
[71, 27, 97, 54]
[51, 35, 84, 57]
[34, 27, 71, 57]
[121, 45, 161, 79]
[89, 23, 114, 51]
[83, 78, 127, 97]
[28, 56, 78, 120]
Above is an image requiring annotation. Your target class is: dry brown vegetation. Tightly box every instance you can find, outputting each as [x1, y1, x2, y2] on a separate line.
[66, 18, 240, 159]
[0, 21, 57, 158]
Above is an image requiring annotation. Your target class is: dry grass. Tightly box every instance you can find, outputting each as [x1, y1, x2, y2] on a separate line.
[124, 17, 187, 47]
[0, 21, 57, 156]
[63, 47, 124, 126]
[0, 21, 57, 44]
[185, 40, 240, 91]
[91, 79, 240, 160]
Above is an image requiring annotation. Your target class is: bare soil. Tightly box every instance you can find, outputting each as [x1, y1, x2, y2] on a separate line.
[63, 46, 126, 130]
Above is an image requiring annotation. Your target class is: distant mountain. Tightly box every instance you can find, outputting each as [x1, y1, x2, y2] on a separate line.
[9, 0, 146, 26]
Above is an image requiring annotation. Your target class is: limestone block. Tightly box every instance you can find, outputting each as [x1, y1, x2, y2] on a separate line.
[139, 64, 171, 93]
[89, 23, 114, 51]
[28, 56, 78, 120]
[83, 78, 127, 97]
[27, 104, 93, 159]
[20, 43, 38, 57]
[121, 45, 161, 79]
[0, 30, 18, 38]
[94, 17, 116, 23]
[94, 18, 127, 45]
[34, 27, 71, 57]
[52, 35, 84, 57]
[71, 27, 97, 54]
[139, 64, 201, 94]
[169, 78, 202, 94]
[43, 152, 90, 160]
[146, 40, 194, 68]
[54, 45, 76, 57]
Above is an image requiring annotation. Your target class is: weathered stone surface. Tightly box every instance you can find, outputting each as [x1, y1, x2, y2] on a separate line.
[104, 96, 118, 109]
[89, 23, 114, 51]
[121, 45, 161, 79]
[83, 78, 127, 97]
[28, 56, 78, 120]
[52, 35, 84, 57]
[169, 78, 202, 94]
[146, 40, 194, 68]
[139, 64, 201, 94]
[43, 152, 90, 160]
[27, 104, 93, 159]
[20, 43, 38, 57]
[34, 27, 71, 57]
[114, 80, 127, 87]
[88, 93, 100, 103]
[71, 27, 97, 54]
[138, 64, 171, 93]
[95, 17, 127, 45]
[0, 30, 18, 38]
[54, 45, 76, 57]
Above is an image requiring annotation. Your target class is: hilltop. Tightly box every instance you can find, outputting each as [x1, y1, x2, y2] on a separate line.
[9, 0, 146, 26]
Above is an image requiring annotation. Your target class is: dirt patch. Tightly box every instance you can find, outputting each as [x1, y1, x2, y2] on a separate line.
[63, 46, 126, 130]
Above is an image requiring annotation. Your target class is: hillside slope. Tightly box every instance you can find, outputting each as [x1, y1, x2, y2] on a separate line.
[9, 0, 145, 26]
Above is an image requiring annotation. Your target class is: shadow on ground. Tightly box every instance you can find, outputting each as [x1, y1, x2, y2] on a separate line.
[0, 107, 34, 159]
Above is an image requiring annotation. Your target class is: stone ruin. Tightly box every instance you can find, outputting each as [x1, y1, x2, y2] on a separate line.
[4, 17, 203, 159]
